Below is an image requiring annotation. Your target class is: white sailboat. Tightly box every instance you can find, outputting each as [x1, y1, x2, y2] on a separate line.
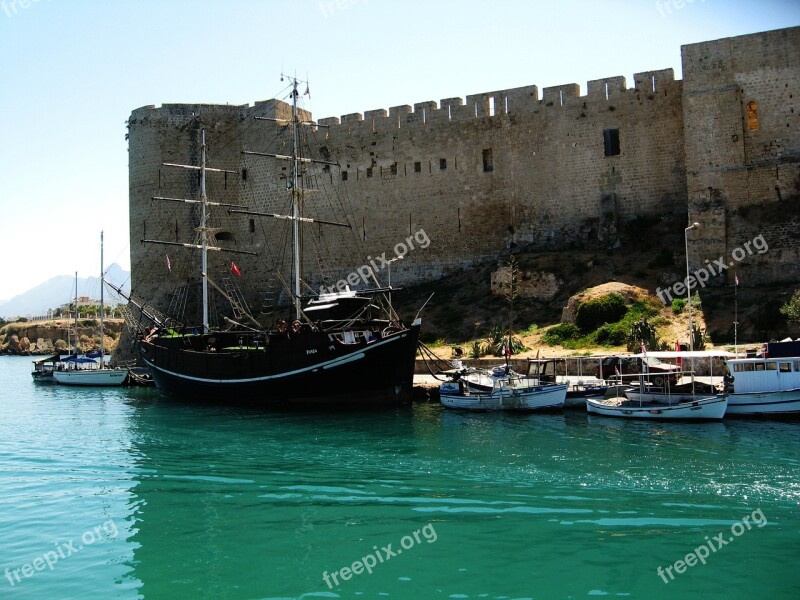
[53, 232, 128, 387]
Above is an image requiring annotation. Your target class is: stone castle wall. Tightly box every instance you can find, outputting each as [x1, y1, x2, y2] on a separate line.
[683, 27, 800, 285]
[127, 27, 799, 322]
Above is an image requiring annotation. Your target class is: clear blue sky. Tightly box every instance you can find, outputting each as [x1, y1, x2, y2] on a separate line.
[1, 0, 798, 301]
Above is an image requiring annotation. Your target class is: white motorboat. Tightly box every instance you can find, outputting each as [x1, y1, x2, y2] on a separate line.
[586, 394, 727, 420]
[527, 357, 611, 408]
[440, 375, 567, 412]
[725, 342, 800, 416]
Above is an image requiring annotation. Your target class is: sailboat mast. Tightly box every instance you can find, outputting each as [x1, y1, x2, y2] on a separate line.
[291, 80, 301, 320]
[200, 128, 209, 333]
[100, 230, 104, 368]
[74, 271, 78, 355]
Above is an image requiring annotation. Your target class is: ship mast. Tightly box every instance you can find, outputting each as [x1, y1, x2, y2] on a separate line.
[100, 231, 105, 367]
[73, 271, 78, 355]
[200, 129, 209, 332]
[290, 80, 301, 320]
[238, 75, 348, 318]
[145, 127, 256, 331]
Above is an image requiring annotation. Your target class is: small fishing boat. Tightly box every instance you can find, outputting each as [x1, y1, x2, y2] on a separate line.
[440, 372, 567, 412]
[585, 393, 727, 420]
[527, 357, 610, 408]
[125, 366, 155, 387]
[31, 355, 60, 382]
[724, 341, 800, 416]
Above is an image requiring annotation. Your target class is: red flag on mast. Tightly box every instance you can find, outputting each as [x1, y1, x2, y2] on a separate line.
[231, 261, 242, 277]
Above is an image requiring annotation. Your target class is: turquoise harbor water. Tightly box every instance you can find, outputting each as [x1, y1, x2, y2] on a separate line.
[1, 356, 798, 599]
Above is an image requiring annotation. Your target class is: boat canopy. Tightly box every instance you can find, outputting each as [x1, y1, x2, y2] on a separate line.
[61, 355, 98, 364]
[630, 350, 737, 359]
[32, 354, 61, 365]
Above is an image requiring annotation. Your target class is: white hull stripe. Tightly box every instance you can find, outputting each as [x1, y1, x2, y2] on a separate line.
[144, 334, 405, 384]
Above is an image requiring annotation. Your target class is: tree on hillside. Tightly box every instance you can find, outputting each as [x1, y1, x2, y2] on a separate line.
[780, 289, 800, 324]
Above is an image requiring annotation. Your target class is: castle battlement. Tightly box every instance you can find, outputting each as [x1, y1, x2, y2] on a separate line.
[314, 69, 682, 138]
[128, 67, 680, 139]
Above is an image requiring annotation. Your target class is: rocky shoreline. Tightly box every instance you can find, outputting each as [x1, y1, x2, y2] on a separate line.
[0, 318, 124, 356]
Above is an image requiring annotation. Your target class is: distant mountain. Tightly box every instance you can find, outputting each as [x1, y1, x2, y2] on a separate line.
[0, 264, 130, 319]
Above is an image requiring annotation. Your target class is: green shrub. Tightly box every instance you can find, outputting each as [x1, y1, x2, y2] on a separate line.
[671, 298, 686, 314]
[594, 323, 628, 346]
[575, 293, 628, 332]
[626, 317, 667, 352]
[469, 340, 486, 358]
[780, 289, 800, 324]
[543, 323, 581, 346]
[485, 325, 527, 356]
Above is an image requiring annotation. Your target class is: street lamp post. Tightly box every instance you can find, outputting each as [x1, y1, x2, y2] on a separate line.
[386, 256, 404, 321]
[685, 222, 700, 358]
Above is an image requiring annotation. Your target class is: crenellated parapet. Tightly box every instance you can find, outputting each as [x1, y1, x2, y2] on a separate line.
[314, 70, 683, 139]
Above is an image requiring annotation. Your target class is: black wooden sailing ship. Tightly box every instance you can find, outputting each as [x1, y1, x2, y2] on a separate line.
[131, 77, 421, 403]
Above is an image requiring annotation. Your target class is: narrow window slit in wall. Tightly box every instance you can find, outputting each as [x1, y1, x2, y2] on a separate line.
[603, 128, 620, 156]
[489, 97, 495, 117]
[482, 148, 493, 172]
